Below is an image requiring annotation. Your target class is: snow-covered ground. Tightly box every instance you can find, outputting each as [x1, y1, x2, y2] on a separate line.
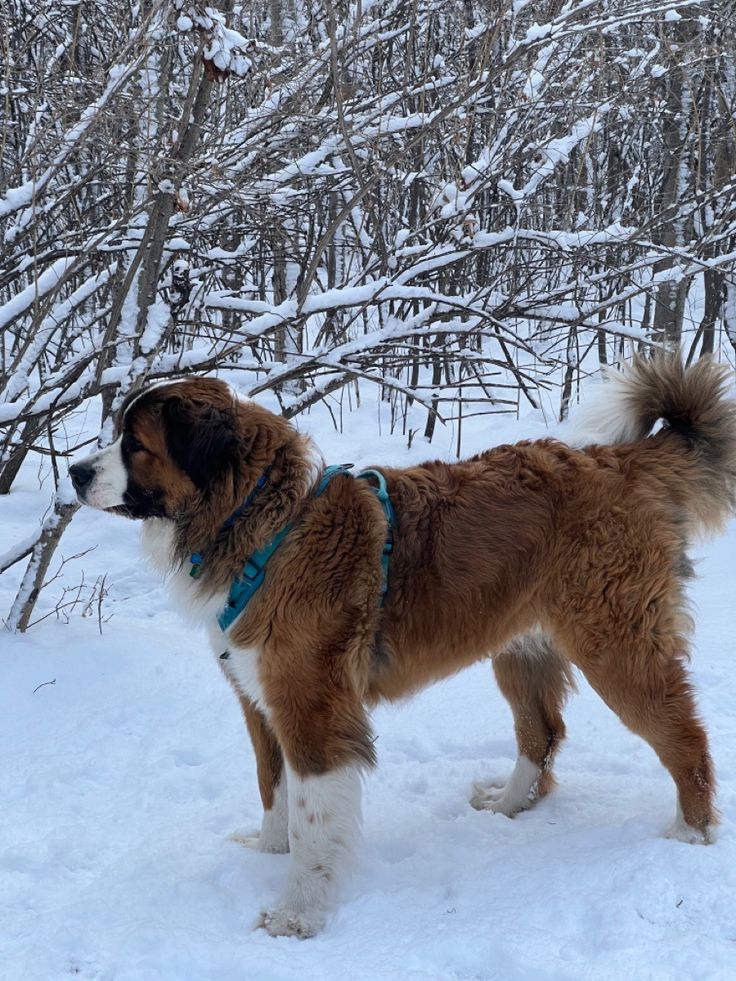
[2, 396, 736, 981]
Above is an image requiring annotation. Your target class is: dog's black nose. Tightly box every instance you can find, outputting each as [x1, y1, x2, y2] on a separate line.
[69, 462, 95, 494]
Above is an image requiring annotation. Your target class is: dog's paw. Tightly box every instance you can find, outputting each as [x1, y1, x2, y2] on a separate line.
[228, 827, 289, 854]
[470, 756, 541, 817]
[469, 780, 520, 816]
[469, 778, 535, 817]
[257, 905, 325, 939]
[664, 802, 716, 845]
[665, 818, 714, 845]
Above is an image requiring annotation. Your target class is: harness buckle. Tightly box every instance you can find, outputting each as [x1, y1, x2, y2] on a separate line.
[243, 559, 263, 582]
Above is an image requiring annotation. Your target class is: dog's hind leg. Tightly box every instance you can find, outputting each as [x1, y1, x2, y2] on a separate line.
[471, 632, 575, 816]
[574, 642, 716, 843]
[229, 696, 289, 854]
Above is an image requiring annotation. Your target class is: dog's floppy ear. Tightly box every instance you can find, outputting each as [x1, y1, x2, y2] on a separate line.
[162, 397, 237, 489]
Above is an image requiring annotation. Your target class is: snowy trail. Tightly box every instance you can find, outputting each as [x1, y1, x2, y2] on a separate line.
[2, 408, 736, 981]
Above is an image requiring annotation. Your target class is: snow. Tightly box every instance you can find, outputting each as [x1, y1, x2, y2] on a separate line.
[197, 9, 252, 76]
[0, 528, 43, 575]
[522, 22, 554, 44]
[139, 299, 170, 355]
[498, 178, 523, 203]
[2, 398, 736, 979]
[0, 256, 76, 334]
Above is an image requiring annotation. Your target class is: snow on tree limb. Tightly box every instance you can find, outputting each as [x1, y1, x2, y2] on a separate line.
[1, 0, 733, 627]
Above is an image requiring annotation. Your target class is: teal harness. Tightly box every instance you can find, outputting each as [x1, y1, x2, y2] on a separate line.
[192, 464, 394, 633]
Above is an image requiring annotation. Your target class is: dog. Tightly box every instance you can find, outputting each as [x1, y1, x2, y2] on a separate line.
[70, 354, 736, 938]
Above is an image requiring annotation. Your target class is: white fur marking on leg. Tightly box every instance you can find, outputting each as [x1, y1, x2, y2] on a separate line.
[259, 775, 289, 852]
[665, 801, 713, 845]
[260, 763, 362, 938]
[231, 776, 289, 854]
[470, 755, 540, 817]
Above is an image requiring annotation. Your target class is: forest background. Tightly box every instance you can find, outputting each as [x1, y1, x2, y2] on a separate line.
[1, 0, 734, 628]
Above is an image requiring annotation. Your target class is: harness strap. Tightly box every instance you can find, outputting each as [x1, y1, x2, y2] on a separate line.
[315, 463, 354, 496]
[217, 521, 294, 632]
[220, 467, 271, 532]
[190, 466, 271, 580]
[216, 464, 393, 633]
[355, 469, 394, 599]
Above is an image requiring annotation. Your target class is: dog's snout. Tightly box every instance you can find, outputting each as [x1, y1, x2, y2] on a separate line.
[69, 462, 95, 494]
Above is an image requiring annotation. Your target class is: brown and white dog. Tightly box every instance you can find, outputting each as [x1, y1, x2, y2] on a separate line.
[70, 355, 736, 938]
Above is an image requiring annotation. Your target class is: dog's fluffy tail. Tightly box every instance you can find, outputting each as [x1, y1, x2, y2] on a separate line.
[577, 353, 736, 536]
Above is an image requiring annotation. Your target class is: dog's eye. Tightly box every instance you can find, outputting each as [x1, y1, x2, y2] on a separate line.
[122, 433, 145, 454]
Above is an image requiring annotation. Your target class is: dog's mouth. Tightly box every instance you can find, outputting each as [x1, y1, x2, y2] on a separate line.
[104, 487, 169, 521]
[105, 504, 136, 519]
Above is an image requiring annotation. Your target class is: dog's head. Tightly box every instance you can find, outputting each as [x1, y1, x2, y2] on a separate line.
[70, 378, 275, 520]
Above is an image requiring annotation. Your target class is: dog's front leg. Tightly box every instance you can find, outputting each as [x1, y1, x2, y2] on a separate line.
[258, 761, 363, 938]
[257, 682, 375, 939]
[230, 694, 289, 853]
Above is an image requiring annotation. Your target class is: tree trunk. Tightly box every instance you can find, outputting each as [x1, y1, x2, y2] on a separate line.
[7, 497, 79, 633]
[0, 419, 43, 495]
[651, 15, 695, 348]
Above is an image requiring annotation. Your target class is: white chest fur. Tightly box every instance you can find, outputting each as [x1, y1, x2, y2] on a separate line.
[219, 645, 268, 712]
[140, 519, 268, 712]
